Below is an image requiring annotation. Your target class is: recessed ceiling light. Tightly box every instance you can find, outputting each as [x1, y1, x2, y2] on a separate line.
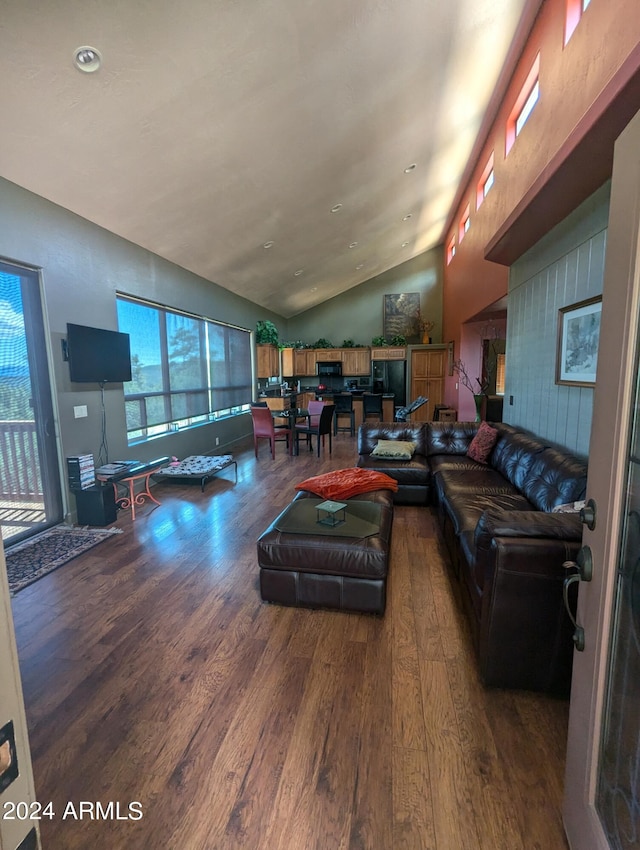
[349, 242, 358, 248]
[404, 164, 417, 173]
[402, 242, 410, 248]
[330, 204, 343, 213]
[403, 214, 412, 221]
[356, 263, 364, 270]
[263, 240, 274, 249]
[294, 269, 304, 276]
[73, 46, 102, 73]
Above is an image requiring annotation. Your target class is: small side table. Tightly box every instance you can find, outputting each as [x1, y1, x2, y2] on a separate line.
[97, 457, 169, 521]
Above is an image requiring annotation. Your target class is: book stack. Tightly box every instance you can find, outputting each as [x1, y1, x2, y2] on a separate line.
[67, 454, 96, 490]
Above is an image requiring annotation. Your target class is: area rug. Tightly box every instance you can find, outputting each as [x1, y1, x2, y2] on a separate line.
[5, 525, 122, 596]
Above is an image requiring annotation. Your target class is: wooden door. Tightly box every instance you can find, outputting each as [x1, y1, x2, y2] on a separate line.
[409, 348, 445, 421]
[563, 108, 640, 850]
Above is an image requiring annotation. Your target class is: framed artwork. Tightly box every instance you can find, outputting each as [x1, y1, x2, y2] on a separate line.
[383, 293, 420, 342]
[556, 295, 602, 386]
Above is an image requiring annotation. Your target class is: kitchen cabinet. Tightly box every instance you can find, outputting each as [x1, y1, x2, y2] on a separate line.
[257, 344, 279, 378]
[341, 348, 370, 376]
[280, 347, 294, 377]
[294, 349, 318, 376]
[316, 348, 342, 361]
[284, 346, 369, 376]
[409, 347, 446, 422]
[369, 347, 406, 360]
[382, 397, 395, 421]
[298, 391, 315, 410]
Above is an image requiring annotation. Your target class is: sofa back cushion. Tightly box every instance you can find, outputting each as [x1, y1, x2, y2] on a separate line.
[490, 430, 547, 492]
[358, 422, 426, 456]
[520, 448, 588, 512]
[426, 422, 479, 456]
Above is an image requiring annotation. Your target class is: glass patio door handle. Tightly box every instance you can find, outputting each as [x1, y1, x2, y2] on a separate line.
[563, 546, 594, 652]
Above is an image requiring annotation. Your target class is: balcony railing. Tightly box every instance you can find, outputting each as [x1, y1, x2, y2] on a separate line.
[0, 420, 43, 499]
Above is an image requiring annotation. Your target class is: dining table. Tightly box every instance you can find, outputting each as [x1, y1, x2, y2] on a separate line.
[270, 408, 311, 455]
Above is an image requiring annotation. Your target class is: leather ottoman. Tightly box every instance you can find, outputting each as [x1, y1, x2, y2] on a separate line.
[257, 489, 393, 614]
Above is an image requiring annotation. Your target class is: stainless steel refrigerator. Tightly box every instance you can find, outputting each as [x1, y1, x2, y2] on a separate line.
[371, 359, 407, 406]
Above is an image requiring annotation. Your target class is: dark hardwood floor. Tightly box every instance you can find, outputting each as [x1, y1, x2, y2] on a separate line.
[11, 433, 570, 849]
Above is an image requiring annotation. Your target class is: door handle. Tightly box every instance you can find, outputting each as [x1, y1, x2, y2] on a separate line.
[580, 498, 597, 530]
[562, 545, 593, 652]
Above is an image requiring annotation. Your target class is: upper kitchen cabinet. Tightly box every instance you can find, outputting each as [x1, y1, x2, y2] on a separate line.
[257, 344, 280, 378]
[370, 347, 406, 360]
[318, 349, 343, 361]
[341, 349, 370, 376]
[294, 349, 318, 376]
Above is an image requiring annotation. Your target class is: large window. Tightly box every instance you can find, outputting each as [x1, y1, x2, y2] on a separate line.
[116, 295, 252, 443]
[506, 53, 540, 155]
[476, 152, 495, 210]
[565, 0, 592, 45]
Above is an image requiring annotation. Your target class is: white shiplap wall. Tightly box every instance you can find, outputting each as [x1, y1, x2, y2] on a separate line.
[504, 183, 611, 457]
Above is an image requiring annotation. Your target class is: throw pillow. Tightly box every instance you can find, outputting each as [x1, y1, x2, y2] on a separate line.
[370, 439, 416, 460]
[466, 421, 499, 464]
[295, 467, 398, 500]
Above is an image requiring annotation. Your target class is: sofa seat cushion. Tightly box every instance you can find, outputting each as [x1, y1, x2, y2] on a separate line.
[434, 467, 518, 502]
[442, 489, 534, 537]
[429, 454, 487, 476]
[357, 453, 429, 486]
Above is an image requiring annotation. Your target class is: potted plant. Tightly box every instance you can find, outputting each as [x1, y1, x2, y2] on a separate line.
[452, 359, 491, 422]
[255, 320, 279, 345]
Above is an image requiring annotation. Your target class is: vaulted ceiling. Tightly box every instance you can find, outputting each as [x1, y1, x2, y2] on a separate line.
[1, 0, 532, 317]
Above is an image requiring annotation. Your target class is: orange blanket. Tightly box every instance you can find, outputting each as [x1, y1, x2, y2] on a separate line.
[295, 467, 398, 500]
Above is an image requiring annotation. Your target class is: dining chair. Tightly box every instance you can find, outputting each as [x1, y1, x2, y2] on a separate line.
[333, 392, 355, 436]
[294, 404, 335, 457]
[295, 400, 324, 451]
[250, 405, 291, 459]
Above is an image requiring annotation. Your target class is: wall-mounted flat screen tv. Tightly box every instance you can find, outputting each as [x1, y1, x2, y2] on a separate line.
[66, 323, 132, 383]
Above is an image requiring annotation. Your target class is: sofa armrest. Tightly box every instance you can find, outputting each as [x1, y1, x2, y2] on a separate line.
[474, 509, 582, 552]
[476, 535, 579, 692]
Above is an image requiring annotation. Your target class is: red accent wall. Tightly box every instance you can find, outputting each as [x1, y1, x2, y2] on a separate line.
[442, 0, 640, 413]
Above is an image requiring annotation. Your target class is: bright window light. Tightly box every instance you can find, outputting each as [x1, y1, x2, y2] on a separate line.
[459, 204, 471, 243]
[506, 53, 540, 154]
[446, 235, 456, 265]
[496, 354, 506, 396]
[565, 0, 591, 45]
[117, 295, 252, 444]
[476, 152, 495, 210]
[515, 79, 539, 137]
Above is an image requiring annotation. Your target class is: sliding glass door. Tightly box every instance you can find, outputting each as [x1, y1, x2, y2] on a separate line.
[0, 261, 62, 544]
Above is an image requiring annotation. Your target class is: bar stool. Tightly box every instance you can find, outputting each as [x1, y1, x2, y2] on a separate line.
[333, 393, 355, 436]
[362, 393, 383, 422]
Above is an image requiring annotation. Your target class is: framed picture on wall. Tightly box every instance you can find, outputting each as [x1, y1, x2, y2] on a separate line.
[383, 293, 421, 342]
[556, 295, 602, 386]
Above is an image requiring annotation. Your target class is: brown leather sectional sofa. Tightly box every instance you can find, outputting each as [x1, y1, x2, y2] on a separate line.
[357, 422, 430, 505]
[358, 420, 588, 692]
